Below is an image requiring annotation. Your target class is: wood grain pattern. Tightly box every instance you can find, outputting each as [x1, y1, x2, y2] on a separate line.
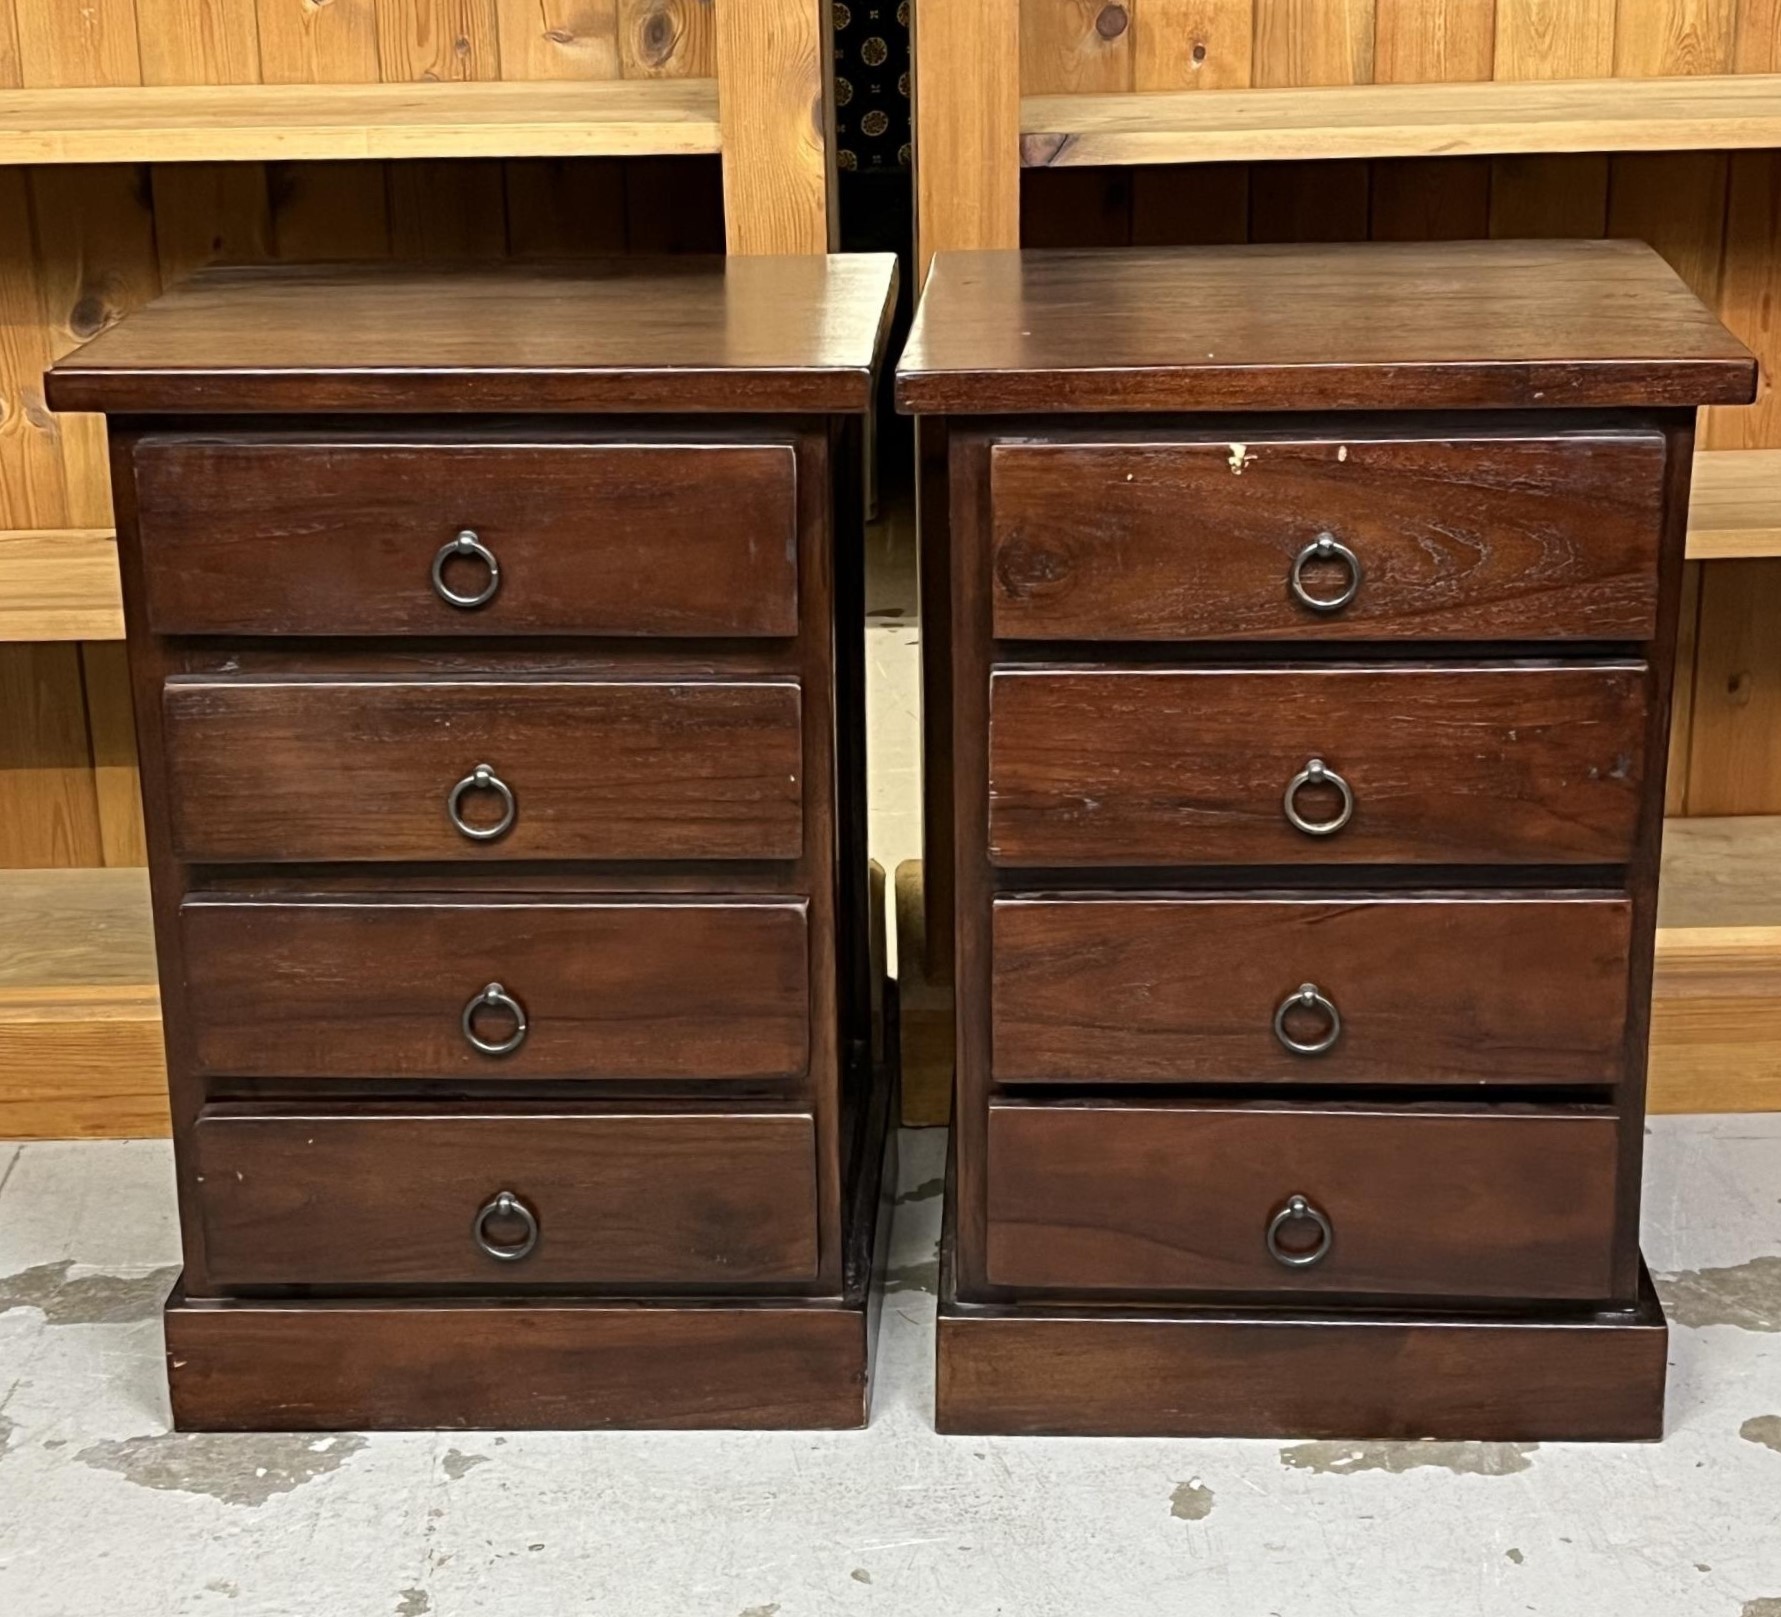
[913, 0, 1020, 280]
[80, 641, 146, 865]
[715, 0, 833, 254]
[1131, 0, 1253, 91]
[496, 0, 620, 79]
[1686, 559, 1781, 812]
[1375, 0, 1493, 81]
[131, 437, 800, 637]
[12, 0, 142, 86]
[1704, 151, 1781, 452]
[375, 0, 502, 81]
[0, 645, 104, 867]
[181, 895, 810, 1080]
[136, 0, 262, 85]
[162, 675, 805, 863]
[192, 1108, 819, 1287]
[985, 1101, 1621, 1300]
[1022, 0, 1132, 94]
[987, 432, 1666, 641]
[1253, 0, 1372, 86]
[166, 1288, 873, 1429]
[896, 243, 1757, 415]
[48, 258, 898, 416]
[619, 0, 713, 78]
[988, 663, 1648, 867]
[1614, 0, 1734, 76]
[937, 1261, 1668, 1440]
[992, 893, 1632, 1086]
[0, 529, 123, 640]
[255, 0, 381, 82]
[1493, 0, 1614, 79]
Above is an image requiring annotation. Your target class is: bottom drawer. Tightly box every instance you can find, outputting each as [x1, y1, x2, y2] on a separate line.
[986, 1102, 1619, 1301]
[194, 1109, 818, 1289]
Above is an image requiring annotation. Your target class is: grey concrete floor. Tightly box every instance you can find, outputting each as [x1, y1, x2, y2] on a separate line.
[1, 1118, 1779, 1616]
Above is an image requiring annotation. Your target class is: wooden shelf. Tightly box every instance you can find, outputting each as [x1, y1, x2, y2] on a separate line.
[0, 530, 124, 641]
[0, 867, 164, 1139]
[1687, 450, 1781, 560]
[1653, 816, 1781, 1113]
[1022, 73, 1781, 168]
[0, 79, 720, 165]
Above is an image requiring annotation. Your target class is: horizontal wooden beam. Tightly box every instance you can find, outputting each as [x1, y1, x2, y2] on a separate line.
[1687, 450, 1781, 561]
[0, 79, 721, 165]
[1023, 73, 1781, 168]
[0, 530, 124, 641]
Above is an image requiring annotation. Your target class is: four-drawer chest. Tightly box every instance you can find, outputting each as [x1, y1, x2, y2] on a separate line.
[896, 240, 1757, 1440]
[47, 255, 900, 1431]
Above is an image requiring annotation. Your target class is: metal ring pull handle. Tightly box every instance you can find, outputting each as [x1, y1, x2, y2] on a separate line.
[1273, 982, 1341, 1056]
[1290, 532, 1362, 613]
[472, 1190, 539, 1263]
[431, 529, 501, 610]
[461, 981, 528, 1057]
[1266, 1193, 1334, 1269]
[1283, 757, 1354, 837]
[447, 763, 516, 841]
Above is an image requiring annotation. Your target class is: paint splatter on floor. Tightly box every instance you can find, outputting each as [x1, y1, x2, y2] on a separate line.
[75, 1432, 369, 1507]
[1169, 1480, 1214, 1520]
[1741, 1415, 1781, 1454]
[1278, 1441, 1538, 1478]
[0, 1261, 177, 1326]
[1657, 1256, 1781, 1331]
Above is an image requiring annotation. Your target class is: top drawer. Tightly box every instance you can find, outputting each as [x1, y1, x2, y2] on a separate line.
[989, 432, 1666, 642]
[133, 438, 800, 638]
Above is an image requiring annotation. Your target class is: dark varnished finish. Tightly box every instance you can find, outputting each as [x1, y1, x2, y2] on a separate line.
[989, 431, 1666, 642]
[988, 663, 1646, 867]
[991, 893, 1631, 1086]
[164, 676, 804, 863]
[60, 255, 901, 1429]
[937, 1244, 1669, 1441]
[47, 257, 903, 416]
[193, 1108, 820, 1288]
[134, 437, 800, 638]
[896, 242, 1756, 415]
[898, 241, 1745, 1438]
[985, 1102, 1620, 1300]
[181, 896, 810, 1082]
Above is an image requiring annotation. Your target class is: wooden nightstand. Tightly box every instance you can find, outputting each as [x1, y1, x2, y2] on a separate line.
[897, 240, 1755, 1440]
[47, 254, 900, 1431]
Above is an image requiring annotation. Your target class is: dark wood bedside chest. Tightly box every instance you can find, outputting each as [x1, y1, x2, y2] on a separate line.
[46, 255, 900, 1431]
[896, 240, 1756, 1441]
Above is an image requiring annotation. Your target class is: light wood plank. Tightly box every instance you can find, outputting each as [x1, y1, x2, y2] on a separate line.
[496, 0, 619, 78]
[1252, 0, 1372, 87]
[1687, 558, 1781, 813]
[1653, 816, 1781, 1112]
[1688, 449, 1781, 558]
[716, 0, 833, 253]
[136, 0, 264, 86]
[13, 0, 142, 88]
[618, 0, 713, 78]
[915, 0, 1018, 278]
[0, 528, 123, 640]
[29, 164, 162, 528]
[0, 78, 722, 162]
[1019, 71, 1781, 167]
[1022, 0, 1132, 94]
[1734, 0, 1781, 70]
[255, 0, 381, 83]
[0, 644, 104, 867]
[376, 0, 503, 80]
[1702, 149, 1781, 451]
[1, 0, 25, 88]
[0, 867, 165, 1139]
[1374, 0, 1493, 82]
[79, 641, 145, 867]
[1495, 0, 1615, 79]
[0, 167, 69, 528]
[1614, 0, 1735, 76]
[1131, 0, 1252, 90]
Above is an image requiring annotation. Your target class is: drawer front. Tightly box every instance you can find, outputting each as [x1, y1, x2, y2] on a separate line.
[194, 1110, 819, 1288]
[182, 896, 810, 1081]
[986, 1103, 1619, 1300]
[988, 664, 1646, 866]
[164, 677, 803, 863]
[989, 433, 1666, 642]
[993, 894, 1631, 1086]
[135, 439, 799, 637]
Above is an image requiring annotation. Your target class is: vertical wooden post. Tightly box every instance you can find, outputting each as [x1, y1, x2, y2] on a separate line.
[913, 0, 1020, 282]
[716, 0, 837, 254]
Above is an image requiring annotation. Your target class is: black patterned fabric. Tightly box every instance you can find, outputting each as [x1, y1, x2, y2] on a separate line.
[834, 0, 911, 172]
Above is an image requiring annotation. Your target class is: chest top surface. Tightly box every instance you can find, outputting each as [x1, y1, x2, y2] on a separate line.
[895, 240, 1755, 417]
[46, 254, 901, 417]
